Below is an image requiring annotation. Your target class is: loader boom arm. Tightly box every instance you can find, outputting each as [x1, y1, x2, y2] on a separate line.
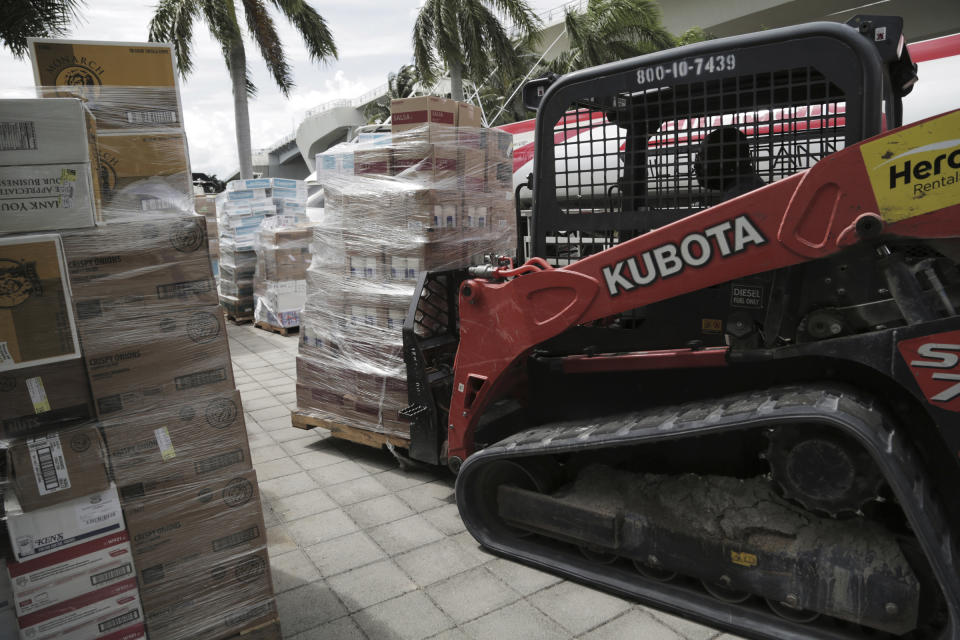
[446, 109, 960, 463]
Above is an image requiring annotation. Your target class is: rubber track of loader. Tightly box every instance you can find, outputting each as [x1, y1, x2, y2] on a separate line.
[455, 384, 960, 640]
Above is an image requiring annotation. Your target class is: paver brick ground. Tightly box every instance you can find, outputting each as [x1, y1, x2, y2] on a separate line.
[229, 323, 745, 639]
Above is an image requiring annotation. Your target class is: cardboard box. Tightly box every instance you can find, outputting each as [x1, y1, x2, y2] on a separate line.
[10, 425, 110, 512]
[96, 132, 192, 216]
[0, 98, 98, 166]
[103, 390, 251, 491]
[391, 96, 457, 132]
[7, 484, 124, 562]
[231, 619, 282, 640]
[85, 334, 233, 419]
[29, 38, 182, 133]
[138, 549, 273, 640]
[9, 531, 135, 617]
[353, 147, 392, 177]
[220, 295, 254, 319]
[458, 102, 482, 128]
[77, 304, 227, 357]
[0, 164, 98, 233]
[0, 359, 93, 439]
[15, 577, 145, 640]
[122, 473, 267, 586]
[459, 148, 485, 192]
[0, 558, 12, 611]
[392, 143, 458, 185]
[0, 234, 81, 370]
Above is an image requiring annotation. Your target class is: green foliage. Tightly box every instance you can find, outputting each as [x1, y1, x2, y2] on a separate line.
[364, 64, 422, 124]
[1, 0, 83, 58]
[413, 0, 541, 100]
[675, 26, 714, 46]
[148, 0, 337, 97]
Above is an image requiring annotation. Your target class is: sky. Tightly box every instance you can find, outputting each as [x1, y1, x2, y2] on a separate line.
[1, 0, 566, 178]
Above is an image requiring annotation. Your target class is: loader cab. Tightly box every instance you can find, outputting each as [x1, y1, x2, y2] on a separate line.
[526, 16, 914, 265]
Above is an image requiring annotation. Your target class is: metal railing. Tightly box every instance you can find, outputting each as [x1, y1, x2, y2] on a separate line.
[254, 82, 390, 154]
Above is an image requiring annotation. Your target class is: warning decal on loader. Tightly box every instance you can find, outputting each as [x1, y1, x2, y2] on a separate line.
[860, 110, 960, 222]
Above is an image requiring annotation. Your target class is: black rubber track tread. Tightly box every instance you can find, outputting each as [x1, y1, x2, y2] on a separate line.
[456, 384, 960, 640]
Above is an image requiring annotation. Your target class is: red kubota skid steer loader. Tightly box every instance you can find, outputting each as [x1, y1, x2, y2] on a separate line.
[397, 15, 960, 639]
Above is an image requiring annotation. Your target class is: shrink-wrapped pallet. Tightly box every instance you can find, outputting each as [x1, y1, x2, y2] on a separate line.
[296, 122, 515, 439]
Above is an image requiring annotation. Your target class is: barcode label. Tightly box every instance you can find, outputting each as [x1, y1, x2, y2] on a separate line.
[27, 433, 70, 495]
[0, 341, 11, 365]
[125, 110, 178, 125]
[91, 563, 133, 586]
[98, 609, 140, 633]
[0, 121, 37, 151]
[140, 197, 177, 212]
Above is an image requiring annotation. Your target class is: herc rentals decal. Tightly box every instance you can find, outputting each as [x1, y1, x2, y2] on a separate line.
[601, 214, 767, 296]
[860, 110, 960, 222]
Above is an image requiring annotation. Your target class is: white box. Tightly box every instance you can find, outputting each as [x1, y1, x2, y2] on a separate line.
[228, 178, 271, 191]
[14, 577, 144, 640]
[0, 163, 96, 232]
[6, 485, 124, 562]
[0, 99, 95, 166]
[224, 189, 267, 201]
[9, 531, 135, 617]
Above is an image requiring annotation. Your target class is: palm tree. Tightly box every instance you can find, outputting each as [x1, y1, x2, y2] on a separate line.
[547, 0, 674, 74]
[413, 0, 541, 102]
[149, 0, 337, 179]
[1, 0, 83, 57]
[364, 64, 421, 124]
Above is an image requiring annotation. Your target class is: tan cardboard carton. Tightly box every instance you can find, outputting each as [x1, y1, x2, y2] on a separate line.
[10, 424, 109, 512]
[392, 142, 458, 186]
[458, 102, 482, 128]
[85, 335, 233, 418]
[138, 548, 274, 640]
[353, 147, 392, 177]
[96, 132, 192, 215]
[0, 359, 94, 439]
[77, 304, 226, 354]
[29, 38, 182, 132]
[390, 96, 457, 132]
[122, 472, 266, 583]
[459, 148, 485, 192]
[0, 234, 81, 370]
[103, 390, 251, 491]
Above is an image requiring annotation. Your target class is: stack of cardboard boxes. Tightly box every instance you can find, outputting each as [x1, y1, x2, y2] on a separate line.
[253, 225, 312, 330]
[295, 97, 515, 440]
[0, 37, 279, 640]
[195, 193, 220, 277]
[28, 39, 193, 220]
[217, 178, 308, 322]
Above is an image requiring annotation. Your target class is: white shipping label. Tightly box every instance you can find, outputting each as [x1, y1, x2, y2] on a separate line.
[0, 342, 11, 365]
[27, 433, 70, 495]
[76, 498, 121, 530]
[25, 376, 51, 414]
[154, 427, 176, 461]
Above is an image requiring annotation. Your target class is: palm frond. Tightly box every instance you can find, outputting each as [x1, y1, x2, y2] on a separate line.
[412, 0, 439, 85]
[1, 0, 84, 58]
[149, 0, 198, 76]
[269, 0, 337, 63]
[241, 0, 292, 94]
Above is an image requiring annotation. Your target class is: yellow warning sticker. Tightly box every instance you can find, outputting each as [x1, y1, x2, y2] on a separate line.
[701, 318, 722, 333]
[730, 550, 758, 567]
[860, 110, 960, 222]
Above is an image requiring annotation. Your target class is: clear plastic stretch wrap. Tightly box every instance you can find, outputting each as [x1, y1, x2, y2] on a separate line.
[217, 178, 309, 319]
[1, 55, 278, 639]
[297, 124, 515, 438]
[254, 222, 312, 328]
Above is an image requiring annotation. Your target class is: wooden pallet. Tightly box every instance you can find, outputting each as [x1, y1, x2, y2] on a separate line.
[291, 411, 409, 449]
[255, 321, 298, 337]
[224, 312, 254, 325]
